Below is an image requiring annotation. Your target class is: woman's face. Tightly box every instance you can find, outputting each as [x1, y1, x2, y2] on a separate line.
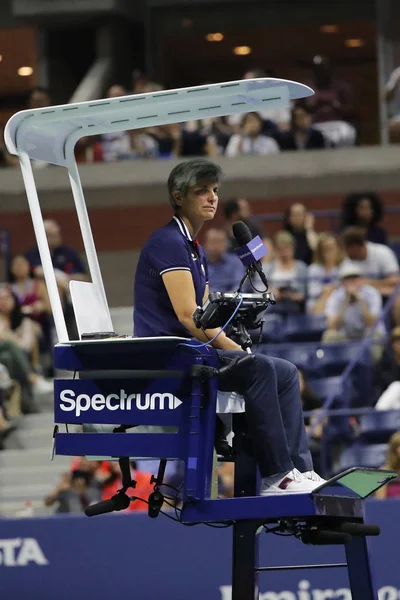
[356, 198, 373, 224]
[11, 256, 30, 280]
[179, 179, 219, 222]
[0, 288, 15, 315]
[293, 107, 311, 130]
[277, 240, 294, 260]
[242, 113, 262, 136]
[288, 203, 306, 229]
[321, 236, 340, 264]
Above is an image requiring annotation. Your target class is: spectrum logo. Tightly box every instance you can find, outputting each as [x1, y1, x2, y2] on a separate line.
[59, 390, 183, 417]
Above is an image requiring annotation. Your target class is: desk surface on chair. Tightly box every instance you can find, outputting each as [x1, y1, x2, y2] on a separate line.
[54, 335, 216, 372]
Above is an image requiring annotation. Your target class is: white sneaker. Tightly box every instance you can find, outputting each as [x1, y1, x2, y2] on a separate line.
[260, 468, 322, 496]
[33, 376, 54, 395]
[303, 470, 326, 485]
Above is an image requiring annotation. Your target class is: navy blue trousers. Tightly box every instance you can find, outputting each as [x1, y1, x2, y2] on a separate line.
[217, 351, 313, 478]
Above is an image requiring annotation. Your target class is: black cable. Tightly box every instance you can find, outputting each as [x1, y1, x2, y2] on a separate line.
[248, 271, 268, 294]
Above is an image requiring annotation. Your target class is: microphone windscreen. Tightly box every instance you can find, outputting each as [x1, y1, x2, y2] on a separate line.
[232, 221, 252, 246]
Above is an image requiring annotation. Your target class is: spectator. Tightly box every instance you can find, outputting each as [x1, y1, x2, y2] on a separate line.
[0, 287, 39, 363]
[375, 432, 400, 499]
[146, 124, 181, 158]
[305, 55, 356, 147]
[26, 219, 87, 338]
[225, 112, 280, 157]
[323, 263, 386, 345]
[283, 202, 319, 265]
[26, 219, 87, 286]
[384, 66, 400, 143]
[44, 458, 102, 514]
[307, 233, 343, 313]
[9, 255, 51, 321]
[341, 192, 388, 245]
[373, 326, 400, 408]
[341, 227, 399, 298]
[279, 103, 327, 151]
[203, 228, 244, 292]
[263, 231, 308, 313]
[223, 198, 264, 252]
[179, 120, 209, 157]
[100, 85, 134, 162]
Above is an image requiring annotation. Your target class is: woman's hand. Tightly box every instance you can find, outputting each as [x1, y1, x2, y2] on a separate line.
[304, 212, 315, 231]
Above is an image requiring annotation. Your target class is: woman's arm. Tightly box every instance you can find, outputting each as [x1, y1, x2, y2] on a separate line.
[162, 270, 242, 351]
[310, 283, 336, 315]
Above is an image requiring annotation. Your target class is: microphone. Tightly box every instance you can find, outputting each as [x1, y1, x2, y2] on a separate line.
[84, 492, 130, 517]
[232, 221, 269, 290]
[148, 491, 164, 518]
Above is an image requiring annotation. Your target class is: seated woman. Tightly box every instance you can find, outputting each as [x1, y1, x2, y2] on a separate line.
[0, 287, 52, 410]
[0, 285, 40, 367]
[278, 103, 327, 151]
[283, 202, 319, 265]
[376, 432, 400, 499]
[9, 254, 53, 353]
[307, 233, 343, 314]
[341, 192, 388, 245]
[263, 231, 308, 313]
[225, 112, 280, 157]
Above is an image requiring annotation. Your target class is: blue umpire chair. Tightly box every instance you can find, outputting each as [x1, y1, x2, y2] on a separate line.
[4, 77, 397, 600]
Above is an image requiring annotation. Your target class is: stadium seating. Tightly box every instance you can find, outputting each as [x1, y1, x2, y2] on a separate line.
[308, 376, 351, 405]
[284, 314, 327, 343]
[336, 443, 388, 472]
[258, 343, 314, 374]
[359, 410, 400, 444]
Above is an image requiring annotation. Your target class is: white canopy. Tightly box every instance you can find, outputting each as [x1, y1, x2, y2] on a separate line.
[4, 78, 313, 342]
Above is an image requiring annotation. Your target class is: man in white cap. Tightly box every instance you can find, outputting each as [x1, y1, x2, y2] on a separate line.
[323, 263, 386, 345]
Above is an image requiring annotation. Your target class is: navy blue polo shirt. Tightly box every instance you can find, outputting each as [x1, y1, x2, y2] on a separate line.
[134, 216, 209, 337]
[26, 245, 86, 275]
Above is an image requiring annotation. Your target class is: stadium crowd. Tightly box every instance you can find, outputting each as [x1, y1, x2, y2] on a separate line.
[1, 185, 400, 512]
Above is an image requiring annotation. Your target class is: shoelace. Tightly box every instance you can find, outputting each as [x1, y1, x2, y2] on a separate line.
[303, 470, 322, 481]
[290, 468, 305, 483]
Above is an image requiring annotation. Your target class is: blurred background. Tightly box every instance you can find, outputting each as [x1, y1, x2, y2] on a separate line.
[1, 1, 400, 597]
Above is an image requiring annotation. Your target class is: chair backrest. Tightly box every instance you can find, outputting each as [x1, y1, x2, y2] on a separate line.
[69, 280, 114, 339]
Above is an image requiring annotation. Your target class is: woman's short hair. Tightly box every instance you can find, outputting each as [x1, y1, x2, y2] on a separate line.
[313, 233, 344, 266]
[167, 159, 222, 212]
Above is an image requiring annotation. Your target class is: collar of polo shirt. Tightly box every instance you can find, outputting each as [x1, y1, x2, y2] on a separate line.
[173, 216, 193, 241]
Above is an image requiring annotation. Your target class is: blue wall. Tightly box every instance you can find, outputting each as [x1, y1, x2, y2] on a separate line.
[1, 499, 399, 600]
